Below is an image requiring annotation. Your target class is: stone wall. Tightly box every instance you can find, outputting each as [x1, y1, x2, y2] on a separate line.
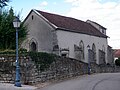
[0, 55, 32, 84]
[33, 57, 88, 84]
[0, 55, 119, 84]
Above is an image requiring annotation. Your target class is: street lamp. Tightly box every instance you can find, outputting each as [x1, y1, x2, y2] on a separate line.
[87, 45, 90, 75]
[13, 16, 21, 87]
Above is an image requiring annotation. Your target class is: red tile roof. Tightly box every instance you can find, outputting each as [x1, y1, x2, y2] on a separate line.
[36, 10, 107, 38]
[114, 49, 120, 58]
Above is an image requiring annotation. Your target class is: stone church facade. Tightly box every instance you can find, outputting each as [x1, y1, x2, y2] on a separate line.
[22, 9, 113, 64]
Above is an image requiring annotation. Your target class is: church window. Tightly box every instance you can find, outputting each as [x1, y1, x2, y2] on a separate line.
[30, 42, 37, 52]
[92, 43, 96, 62]
[79, 40, 84, 60]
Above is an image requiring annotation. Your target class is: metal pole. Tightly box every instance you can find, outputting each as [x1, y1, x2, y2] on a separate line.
[15, 28, 21, 87]
[88, 49, 90, 75]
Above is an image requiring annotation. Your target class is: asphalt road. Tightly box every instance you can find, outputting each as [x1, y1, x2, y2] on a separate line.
[0, 83, 37, 90]
[38, 73, 120, 90]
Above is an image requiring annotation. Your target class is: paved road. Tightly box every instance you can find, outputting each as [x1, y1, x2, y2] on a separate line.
[0, 83, 37, 90]
[38, 73, 120, 90]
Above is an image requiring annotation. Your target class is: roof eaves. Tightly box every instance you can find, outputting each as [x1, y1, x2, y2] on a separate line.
[56, 27, 107, 38]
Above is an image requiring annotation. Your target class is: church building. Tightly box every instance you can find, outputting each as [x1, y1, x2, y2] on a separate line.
[22, 9, 113, 64]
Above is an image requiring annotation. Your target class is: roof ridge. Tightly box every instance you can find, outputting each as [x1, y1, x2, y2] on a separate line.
[36, 10, 84, 21]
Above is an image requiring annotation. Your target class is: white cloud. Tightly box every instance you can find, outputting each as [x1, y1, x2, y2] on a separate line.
[53, 2, 57, 5]
[64, 0, 120, 49]
[40, 1, 48, 6]
[33, 1, 49, 11]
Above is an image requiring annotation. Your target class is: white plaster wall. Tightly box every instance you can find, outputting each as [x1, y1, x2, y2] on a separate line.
[23, 11, 55, 53]
[56, 30, 108, 64]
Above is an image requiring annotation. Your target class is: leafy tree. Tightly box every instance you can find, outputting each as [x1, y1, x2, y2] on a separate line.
[0, 8, 27, 50]
[0, 0, 9, 8]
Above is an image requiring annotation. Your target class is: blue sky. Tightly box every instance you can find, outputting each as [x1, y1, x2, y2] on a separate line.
[8, 0, 120, 49]
[8, 0, 72, 19]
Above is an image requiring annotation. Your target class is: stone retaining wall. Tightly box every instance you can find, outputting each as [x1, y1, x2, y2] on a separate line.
[0, 55, 119, 84]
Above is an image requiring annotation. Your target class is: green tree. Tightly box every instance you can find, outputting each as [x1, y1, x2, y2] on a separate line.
[0, 0, 9, 8]
[0, 8, 27, 50]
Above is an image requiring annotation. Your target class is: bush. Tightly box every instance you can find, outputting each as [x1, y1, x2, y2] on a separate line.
[29, 52, 57, 71]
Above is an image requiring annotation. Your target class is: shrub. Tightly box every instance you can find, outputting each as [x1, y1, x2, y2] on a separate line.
[29, 52, 56, 71]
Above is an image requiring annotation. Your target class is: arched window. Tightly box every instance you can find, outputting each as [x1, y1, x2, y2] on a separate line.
[92, 43, 96, 62]
[79, 40, 84, 60]
[29, 38, 38, 52]
[30, 42, 37, 51]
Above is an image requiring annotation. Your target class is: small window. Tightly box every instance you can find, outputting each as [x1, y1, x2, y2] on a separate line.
[32, 15, 34, 20]
[102, 29, 104, 33]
